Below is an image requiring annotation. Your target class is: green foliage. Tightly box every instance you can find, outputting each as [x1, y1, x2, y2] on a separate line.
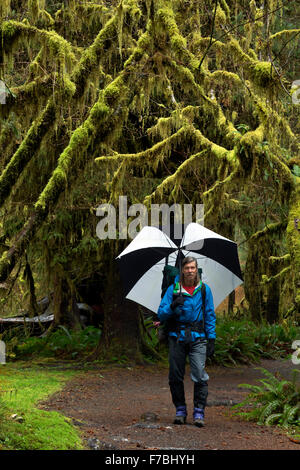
[236, 123, 250, 135]
[0, 386, 8, 444]
[5, 326, 102, 360]
[254, 322, 299, 356]
[0, 0, 299, 342]
[292, 165, 300, 177]
[213, 317, 299, 366]
[213, 318, 263, 366]
[233, 368, 300, 429]
[143, 316, 160, 350]
[142, 316, 299, 366]
[0, 366, 83, 450]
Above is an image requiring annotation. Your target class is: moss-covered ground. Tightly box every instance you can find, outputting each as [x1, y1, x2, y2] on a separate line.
[0, 364, 83, 450]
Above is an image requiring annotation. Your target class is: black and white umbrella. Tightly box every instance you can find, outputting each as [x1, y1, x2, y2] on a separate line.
[116, 223, 243, 313]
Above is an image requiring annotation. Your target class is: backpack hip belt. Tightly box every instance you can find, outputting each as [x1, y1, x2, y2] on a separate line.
[173, 320, 205, 343]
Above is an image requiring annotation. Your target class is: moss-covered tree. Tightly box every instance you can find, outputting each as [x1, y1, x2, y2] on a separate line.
[0, 0, 299, 360]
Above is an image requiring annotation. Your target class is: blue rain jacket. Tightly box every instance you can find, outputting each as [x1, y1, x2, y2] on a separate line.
[157, 276, 216, 342]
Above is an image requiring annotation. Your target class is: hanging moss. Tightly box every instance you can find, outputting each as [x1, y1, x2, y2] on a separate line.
[96, 126, 189, 167]
[71, 2, 138, 97]
[269, 29, 300, 42]
[215, 5, 227, 28]
[219, 0, 230, 18]
[250, 61, 275, 88]
[1, 20, 76, 74]
[35, 21, 153, 214]
[0, 4, 146, 214]
[0, 100, 56, 208]
[0, 0, 299, 327]
[0, 0, 11, 20]
[143, 149, 208, 204]
[28, 0, 40, 22]
[155, 4, 199, 69]
[286, 179, 300, 312]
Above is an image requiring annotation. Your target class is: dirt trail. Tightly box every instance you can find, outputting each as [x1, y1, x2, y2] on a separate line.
[41, 358, 299, 450]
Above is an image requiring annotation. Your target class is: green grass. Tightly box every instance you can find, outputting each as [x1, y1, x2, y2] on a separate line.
[0, 365, 83, 450]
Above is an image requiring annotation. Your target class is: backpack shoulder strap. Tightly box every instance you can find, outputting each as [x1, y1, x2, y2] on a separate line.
[200, 282, 206, 330]
[201, 282, 206, 314]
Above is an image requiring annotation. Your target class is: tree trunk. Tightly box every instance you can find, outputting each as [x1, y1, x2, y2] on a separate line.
[228, 290, 235, 314]
[99, 259, 144, 363]
[286, 182, 300, 316]
[265, 284, 280, 323]
[24, 255, 38, 318]
[265, 255, 280, 324]
[244, 242, 264, 323]
[52, 271, 81, 330]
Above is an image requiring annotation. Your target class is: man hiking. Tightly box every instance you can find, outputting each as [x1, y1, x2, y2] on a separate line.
[157, 256, 216, 427]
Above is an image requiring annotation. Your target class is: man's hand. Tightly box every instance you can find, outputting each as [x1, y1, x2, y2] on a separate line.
[206, 339, 215, 358]
[171, 295, 185, 311]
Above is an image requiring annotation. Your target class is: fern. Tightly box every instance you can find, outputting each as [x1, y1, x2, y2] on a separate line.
[257, 400, 281, 425]
[233, 368, 300, 429]
[265, 413, 283, 426]
[280, 404, 300, 428]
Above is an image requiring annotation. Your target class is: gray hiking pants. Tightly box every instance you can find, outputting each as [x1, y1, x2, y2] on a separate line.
[168, 336, 209, 409]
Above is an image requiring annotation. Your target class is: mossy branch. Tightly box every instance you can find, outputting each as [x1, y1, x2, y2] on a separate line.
[0, 100, 56, 208]
[155, 3, 199, 69]
[261, 266, 291, 285]
[250, 221, 288, 241]
[269, 29, 300, 42]
[1, 20, 76, 73]
[0, 4, 139, 209]
[96, 126, 188, 166]
[286, 179, 300, 310]
[269, 254, 291, 265]
[143, 149, 207, 204]
[10, 75, 53, 103]
[0, 26, 153, 283]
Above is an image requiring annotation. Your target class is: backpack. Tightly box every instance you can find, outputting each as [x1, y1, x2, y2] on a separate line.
[157, 265, 206, 344]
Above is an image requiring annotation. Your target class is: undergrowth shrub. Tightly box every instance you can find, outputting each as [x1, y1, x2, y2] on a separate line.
[2, 316, 299, 365]
[4, 326, 101, 360]
[233, 368, 300, 429]
[143, 316, 299, 366]
[211, 318, 298, 366]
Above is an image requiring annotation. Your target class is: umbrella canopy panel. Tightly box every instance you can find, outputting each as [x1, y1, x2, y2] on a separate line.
[125, 250, 242, 313]
[125, 251, 178, 313]
[182, 250, 242, 310]
[118, 247, 176, 296]
[182, 223, 243, 280]
[117, 226, 177, 296]
[117, 224, 244, 314]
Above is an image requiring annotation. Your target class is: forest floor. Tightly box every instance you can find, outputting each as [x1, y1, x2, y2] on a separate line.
[40, 357, 300, 451]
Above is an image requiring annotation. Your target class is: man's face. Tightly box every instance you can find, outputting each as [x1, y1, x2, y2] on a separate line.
[182, 261, 197, 283]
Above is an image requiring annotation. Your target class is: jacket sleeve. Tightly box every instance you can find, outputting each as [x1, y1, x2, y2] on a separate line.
[204, 284, 216, 339]
[157, 284, 174, 322]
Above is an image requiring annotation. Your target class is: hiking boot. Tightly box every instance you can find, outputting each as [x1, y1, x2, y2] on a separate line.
[173, 406, 187, 424]
[193, 407, 205, 427]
